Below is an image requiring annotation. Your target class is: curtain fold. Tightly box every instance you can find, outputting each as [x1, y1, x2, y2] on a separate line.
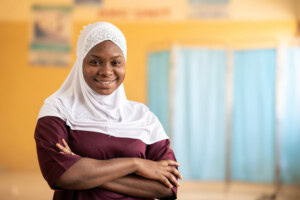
[147, 51, 171, 135]
[172, 48, 227, 180]
[279, 47, 300, 184]
[232, 49, 276, 183]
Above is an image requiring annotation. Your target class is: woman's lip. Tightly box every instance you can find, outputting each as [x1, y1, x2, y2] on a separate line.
[94, 79, 116, 84]
[95, 78, 116, 83]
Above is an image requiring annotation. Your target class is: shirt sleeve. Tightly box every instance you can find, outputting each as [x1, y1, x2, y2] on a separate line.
[34, 116, 81, 189]
[146, 139, 178, 200]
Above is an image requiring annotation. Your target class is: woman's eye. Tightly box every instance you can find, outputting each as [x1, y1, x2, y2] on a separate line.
[90, 60, 101, 65]
[112, 61, 121, 66]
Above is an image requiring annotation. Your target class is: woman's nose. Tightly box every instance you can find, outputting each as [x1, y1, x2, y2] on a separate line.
[98, 64, 113, 76]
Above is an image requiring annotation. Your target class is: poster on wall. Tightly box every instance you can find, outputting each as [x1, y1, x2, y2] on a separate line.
[29, 5, 72, 66]
[72, 0, 186, 21]
[188, 0, 229, 18]
[72, 0, 230, 21]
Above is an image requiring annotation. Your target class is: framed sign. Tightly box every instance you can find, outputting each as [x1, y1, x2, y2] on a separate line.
[30, 5, 72, 66]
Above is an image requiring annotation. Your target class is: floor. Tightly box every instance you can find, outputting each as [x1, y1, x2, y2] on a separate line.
[1, 171, 300, 200]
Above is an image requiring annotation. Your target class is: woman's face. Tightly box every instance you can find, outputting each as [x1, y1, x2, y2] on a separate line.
[83, 40, 126, 95]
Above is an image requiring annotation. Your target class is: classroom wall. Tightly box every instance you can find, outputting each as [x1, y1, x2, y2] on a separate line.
[0, 0, 298, 21]
[0, 0, 299, 170]
[297, 0, 300, 20]
[230, 0, 297, 20]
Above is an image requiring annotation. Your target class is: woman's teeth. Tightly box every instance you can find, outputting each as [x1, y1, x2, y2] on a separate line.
[95, 79, 114, 84]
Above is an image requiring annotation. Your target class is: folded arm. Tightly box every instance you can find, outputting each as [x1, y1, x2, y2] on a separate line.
[55, 139, 180, 198]
[101, 174, 174, 199]
[54, 156, 137, 189]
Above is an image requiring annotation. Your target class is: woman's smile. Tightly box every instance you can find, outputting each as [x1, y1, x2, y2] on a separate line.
[94, 78, 117, 87]
[83, 40, 126, 95]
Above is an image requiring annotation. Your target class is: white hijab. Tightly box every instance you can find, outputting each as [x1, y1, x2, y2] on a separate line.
[38, 22, 168, 144]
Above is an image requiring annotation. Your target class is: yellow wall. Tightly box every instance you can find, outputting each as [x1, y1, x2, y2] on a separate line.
[230, 0, 297, 20]
[0, 0, 299, 21]
[0, 20, 297, 170]
[0, 0, 299, 170]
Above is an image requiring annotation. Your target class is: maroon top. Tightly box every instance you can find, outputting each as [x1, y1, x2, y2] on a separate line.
[34, 116, 177, 200]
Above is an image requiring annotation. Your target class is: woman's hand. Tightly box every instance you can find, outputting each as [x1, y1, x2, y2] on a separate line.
[56, 138, 77, 156]
[56, 139, 182, 189]
[135, 159, 182, 188]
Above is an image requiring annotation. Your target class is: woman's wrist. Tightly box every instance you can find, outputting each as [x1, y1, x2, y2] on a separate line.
[132, 158, 140, 173]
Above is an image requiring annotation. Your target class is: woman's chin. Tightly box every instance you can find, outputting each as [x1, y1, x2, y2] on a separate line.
[94, 88, 115, 95]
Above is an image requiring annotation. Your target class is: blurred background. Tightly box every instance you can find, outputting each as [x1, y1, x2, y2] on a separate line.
[1, 0, 300, 199]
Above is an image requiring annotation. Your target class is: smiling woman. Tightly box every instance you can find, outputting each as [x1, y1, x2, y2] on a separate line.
[34, 22, 181, 200]
[83, 40, 126, 95]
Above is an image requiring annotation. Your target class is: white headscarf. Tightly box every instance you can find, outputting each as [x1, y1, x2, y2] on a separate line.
[38, 22, 168, 144]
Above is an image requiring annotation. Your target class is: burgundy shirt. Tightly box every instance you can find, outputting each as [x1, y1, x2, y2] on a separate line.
[34, 116, 177, 200]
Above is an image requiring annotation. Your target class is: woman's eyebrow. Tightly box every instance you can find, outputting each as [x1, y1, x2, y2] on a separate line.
[112, 55, 122, 59]
[90, 55, 101, 59]
[89, 55, 122, 59]
[112, 55, 121, 58]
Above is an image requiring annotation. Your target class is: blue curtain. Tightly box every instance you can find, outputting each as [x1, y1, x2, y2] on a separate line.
[172, 48, 227, 180]
[232, 49, 276, 183]
[147, 47, 300, 184]
[280, 47, 300, 184]
[147, 51, 171, 135]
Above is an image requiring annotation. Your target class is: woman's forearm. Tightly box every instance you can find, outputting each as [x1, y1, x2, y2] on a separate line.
[55, 157, 175, 198]
[100, 174, 174, 199]
[54, 157, 138, 190]
[54, 139, 181, 194]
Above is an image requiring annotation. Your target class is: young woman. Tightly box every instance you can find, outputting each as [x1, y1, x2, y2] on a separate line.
[34, 22, 181, 200]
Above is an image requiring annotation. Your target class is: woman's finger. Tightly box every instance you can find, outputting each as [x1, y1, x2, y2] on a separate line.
[159, 160, 179, 167]
[56, 143, 65, 151]
[160, 176, 173, 188]
[159, 160, 180, 167]
[166, 172, 180, 187]
[168, 166, 182, 179]
[56, 143, 72, 154]
[62, 138, 71, 151]
[167, 160, 180, 166]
